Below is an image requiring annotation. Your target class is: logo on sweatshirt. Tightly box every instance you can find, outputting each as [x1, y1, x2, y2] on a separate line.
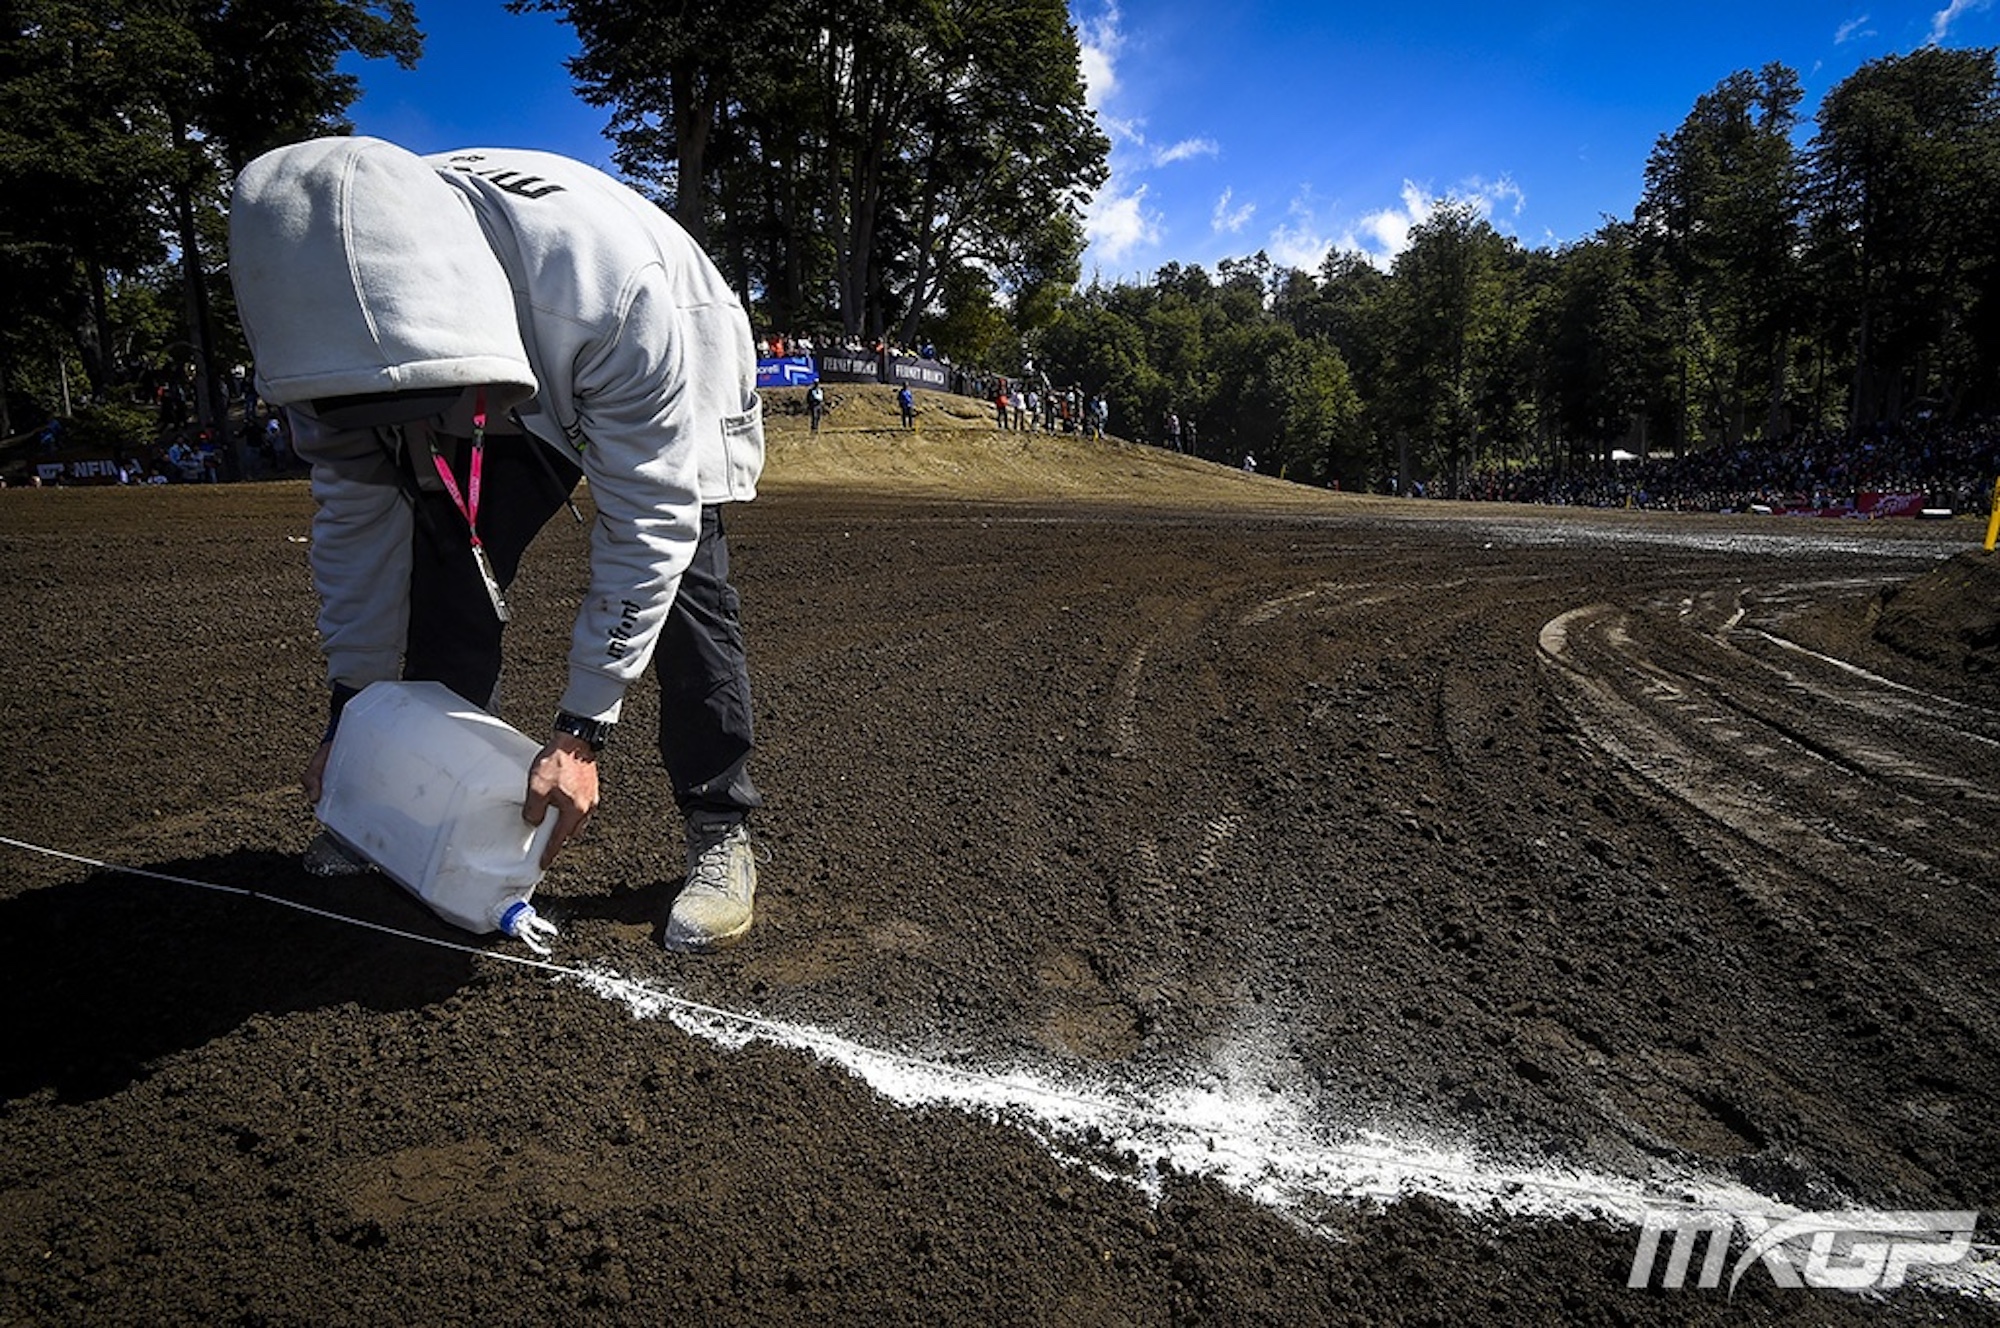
[608, 599, 643, 659]
[441, 154, 566, 201]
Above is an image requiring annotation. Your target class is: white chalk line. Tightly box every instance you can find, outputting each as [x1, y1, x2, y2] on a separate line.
[4, 833, 1996, 1300]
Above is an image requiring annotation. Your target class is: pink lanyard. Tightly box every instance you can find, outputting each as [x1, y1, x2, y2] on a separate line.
[427, 387, 487, 544]
[424, 388, 511, 623]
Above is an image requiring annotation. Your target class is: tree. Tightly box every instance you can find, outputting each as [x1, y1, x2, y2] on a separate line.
[512, 0, 784, 249]
[2, 1, 179, 399]
[1807, 46, 2000, 425]
[535, 0, 1105, 351]
[0, 0, 420, 436]
[1540, 223, 1656, 465]
[1381, 201, 1519, 493]
[1637, 63, 1804, 448]
[1207, 321, 1362, 484]
[1036, 281, 1159, 438]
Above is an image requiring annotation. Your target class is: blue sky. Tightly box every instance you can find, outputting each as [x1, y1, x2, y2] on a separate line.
[343, 1, 2000, 285]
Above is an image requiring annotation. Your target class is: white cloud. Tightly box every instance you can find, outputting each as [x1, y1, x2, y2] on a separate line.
[1212, 188, 1255, 235]
[1263, 191, 1333, 270]
[1096, 112, 1145, 149]
[1267, 223, 1331, 272]
[1085, 182, 1161, 265]
[1930, 0, 1992, 43]
[1466, 174, 1527, 220]
[1835, 14, 1874, 43]
[1329, 175, 1529, 269]
[1073, 1, 1223, 273]
[1336, 182, 1432, 268]
[1154, 137, 1219, 167]
[1076, 2, 1121, 110]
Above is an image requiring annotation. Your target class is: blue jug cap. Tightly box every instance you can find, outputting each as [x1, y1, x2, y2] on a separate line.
[498, 900, 536, 936]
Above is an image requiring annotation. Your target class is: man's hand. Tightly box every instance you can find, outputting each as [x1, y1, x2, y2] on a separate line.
[303, 739, 333, 804]
[525, 733, 600, 868]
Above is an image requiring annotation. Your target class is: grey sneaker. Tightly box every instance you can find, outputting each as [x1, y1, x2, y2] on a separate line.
[302, 830, 374, 877]
[664, 814, 756, 951]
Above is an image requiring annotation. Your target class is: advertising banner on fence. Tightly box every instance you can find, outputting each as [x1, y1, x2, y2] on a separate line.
[1770, 492, 1928, 518]
[886, 356, 950, 391]
[756, 357, 817, 389]
[815, 351, 882, 384]
[1852, 492, 1927, 519]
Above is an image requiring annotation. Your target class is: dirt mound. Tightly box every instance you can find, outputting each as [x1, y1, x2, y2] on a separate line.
[1874, 549, 2000, 676]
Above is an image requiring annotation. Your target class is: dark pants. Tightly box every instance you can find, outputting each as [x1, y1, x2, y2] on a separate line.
[405, 437, 761, 819]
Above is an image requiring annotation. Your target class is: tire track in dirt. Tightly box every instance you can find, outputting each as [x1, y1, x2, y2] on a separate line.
[1538, 583, 2000, 1188]
[1539, 587, 2000, 905]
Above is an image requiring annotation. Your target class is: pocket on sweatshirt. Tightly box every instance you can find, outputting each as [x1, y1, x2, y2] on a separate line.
[718, 395, 765, 501]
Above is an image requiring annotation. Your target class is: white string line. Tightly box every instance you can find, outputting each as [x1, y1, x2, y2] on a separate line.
[5, 831, 1996, 1258]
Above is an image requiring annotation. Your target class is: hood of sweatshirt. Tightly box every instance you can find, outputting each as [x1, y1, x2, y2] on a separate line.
[228, 136, 538, 413]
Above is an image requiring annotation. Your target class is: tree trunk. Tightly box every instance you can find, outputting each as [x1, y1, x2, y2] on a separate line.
[172, 115, 232, 472]
[84, 259, 113, 398]
[672, 60, 714, 247]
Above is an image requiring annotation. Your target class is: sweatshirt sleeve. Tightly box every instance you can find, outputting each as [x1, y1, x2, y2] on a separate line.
[292, 412, 413, 691]
[554, 273, 705, 723]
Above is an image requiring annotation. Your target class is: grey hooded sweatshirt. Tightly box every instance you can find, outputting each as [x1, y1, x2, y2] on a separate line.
[228, 136, 763, 724]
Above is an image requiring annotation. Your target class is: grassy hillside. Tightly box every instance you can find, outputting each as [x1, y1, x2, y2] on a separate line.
[760, 384, 1356, 508]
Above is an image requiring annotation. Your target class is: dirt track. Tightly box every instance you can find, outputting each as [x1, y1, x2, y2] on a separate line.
[3, 415, 1999, 1323]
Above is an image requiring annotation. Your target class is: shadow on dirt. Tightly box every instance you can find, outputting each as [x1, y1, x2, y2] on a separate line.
[547, 878, 676, 934]
[0, 850, 487, 1104]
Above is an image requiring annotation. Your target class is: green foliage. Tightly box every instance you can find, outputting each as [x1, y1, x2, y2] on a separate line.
[1039, 263, 1362, 483]
[1036, 48, 2000, 491]
[62, 400, 158, 454]
[1538, 223, 1656, 465]
[0, 0, 420, 431]
[928, 263, 1013, 367]
[1638, 63, 1804, 447]
[535, 0, 1107, 354]
[1036, 288, 1158, 412]
[1807, 45, 2000, 423]
[1374, 202, 1528, 489]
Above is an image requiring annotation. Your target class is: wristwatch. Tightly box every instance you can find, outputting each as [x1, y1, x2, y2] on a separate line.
[552, 710, 614, 752]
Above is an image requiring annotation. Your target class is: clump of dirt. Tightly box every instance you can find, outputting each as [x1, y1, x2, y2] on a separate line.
[1873, 549, 2000, 676]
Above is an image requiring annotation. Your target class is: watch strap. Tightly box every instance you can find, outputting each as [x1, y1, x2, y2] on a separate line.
[553, 710, 613, 751]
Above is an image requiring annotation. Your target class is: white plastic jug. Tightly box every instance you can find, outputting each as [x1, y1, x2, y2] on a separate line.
[316, 680, 559, 950]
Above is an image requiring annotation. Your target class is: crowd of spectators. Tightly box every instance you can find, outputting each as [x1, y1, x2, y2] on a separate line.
[5, 359, 300, 488]
[985, 375, 1106, 438]
[45, 342, 1988, 518]
[758, 332, 1118, 441]
[1426, 419, 2000, 516]
[758, 330, 948, 366]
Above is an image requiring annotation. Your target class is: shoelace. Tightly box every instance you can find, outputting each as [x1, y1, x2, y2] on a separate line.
[686, 829, 749, 894]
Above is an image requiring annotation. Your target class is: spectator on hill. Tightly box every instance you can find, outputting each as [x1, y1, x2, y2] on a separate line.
[807, 381, 826, 434]
[165, 436, 201, 482]
[898, 384, 915, 430]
